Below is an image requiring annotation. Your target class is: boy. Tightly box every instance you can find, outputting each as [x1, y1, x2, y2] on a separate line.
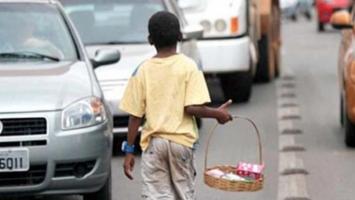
[120, 11, 233, 200]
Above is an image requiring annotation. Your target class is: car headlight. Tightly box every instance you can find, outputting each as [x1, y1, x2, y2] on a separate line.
[62, 97, 107, 130]
[215, 19, 227, 32]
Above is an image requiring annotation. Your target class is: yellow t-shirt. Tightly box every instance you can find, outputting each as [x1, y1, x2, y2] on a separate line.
[119, 54, 211, 151]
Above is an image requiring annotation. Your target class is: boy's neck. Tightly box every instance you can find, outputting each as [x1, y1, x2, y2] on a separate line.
[155, 46, 178, 58]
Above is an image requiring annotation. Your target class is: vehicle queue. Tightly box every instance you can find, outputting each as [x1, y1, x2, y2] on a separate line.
[0, 0, 354, 199]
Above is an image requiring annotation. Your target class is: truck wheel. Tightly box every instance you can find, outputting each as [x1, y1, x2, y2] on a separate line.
[318, 22, 325, 32]
[219, 71, 253, 103]
[83, 170, 112, 200]
[345, 113, 355, 147]
[255, 35, 275, 82]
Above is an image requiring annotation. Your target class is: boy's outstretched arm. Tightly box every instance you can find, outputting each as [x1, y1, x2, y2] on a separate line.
[185, 99, 233, 124]
[123, 115, 142, 180]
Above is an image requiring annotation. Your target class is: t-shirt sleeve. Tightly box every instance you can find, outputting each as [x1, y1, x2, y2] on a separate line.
[119, 74, 145, 118]
[185, 68, 211, 106]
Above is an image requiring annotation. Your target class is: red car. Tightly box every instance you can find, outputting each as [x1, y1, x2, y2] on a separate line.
[316, 0, 351, 31]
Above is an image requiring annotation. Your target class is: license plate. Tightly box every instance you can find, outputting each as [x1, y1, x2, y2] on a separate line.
[0, 148, 29, 172]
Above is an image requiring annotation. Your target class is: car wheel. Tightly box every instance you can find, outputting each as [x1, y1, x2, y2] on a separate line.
[219, 71, 253, 103]
[83, 170, 112, 200]
[255, 34, 275, 82]
[345, 113, 355, 147]
[318, 22, 325, 32]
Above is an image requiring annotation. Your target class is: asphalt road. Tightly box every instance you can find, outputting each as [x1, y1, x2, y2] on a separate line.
[7, 13, 355, 200]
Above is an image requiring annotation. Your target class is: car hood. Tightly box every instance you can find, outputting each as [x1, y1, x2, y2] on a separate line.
[0, 61, 92, 113]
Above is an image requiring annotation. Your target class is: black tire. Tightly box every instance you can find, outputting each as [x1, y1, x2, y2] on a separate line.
[255, 35, 274, 82]
[112, 135, 121, 156]
[345, 113, 355, 147]
[219, 71, 253, 103]
[318, 22, 325, 32]
[83, 170, 112, 200]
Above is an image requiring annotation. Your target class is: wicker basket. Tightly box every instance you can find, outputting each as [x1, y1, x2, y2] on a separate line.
[203, 116, 264, 192]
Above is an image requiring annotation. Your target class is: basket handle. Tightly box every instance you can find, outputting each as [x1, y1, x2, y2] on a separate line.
[204, 115, 263, 171]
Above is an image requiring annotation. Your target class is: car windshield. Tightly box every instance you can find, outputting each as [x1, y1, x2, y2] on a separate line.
[60, 0, 165, 45]
[0, 3, 77, 62]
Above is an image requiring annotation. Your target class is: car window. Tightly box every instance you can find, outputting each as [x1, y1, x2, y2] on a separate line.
[0, 3, 77, 62]
[59, 0, 165, 45]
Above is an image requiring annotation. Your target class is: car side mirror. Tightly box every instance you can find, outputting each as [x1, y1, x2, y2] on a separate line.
[182, 25, 204, 40]
[91, 49, 120, 69]
[331, 10, 353, 30]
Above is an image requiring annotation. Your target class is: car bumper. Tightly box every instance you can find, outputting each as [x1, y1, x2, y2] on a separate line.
[198, 36, 251, 74]
[0, 111, 112, 196]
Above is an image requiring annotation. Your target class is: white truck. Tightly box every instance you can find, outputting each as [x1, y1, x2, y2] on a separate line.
[179, 0, 281, 102]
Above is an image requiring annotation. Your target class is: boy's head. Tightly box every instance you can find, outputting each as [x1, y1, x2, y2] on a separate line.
[148, 11, 183, 49]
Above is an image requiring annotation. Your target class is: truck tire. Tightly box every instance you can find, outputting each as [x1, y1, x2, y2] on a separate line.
[219, 71, 253, 103]
[255, 34, 275, 82]
[345, 113, 355, 147]
[83, 170, 112, 200]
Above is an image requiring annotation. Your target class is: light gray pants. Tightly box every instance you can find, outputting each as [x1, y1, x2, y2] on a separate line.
[141, 137, 196, 200]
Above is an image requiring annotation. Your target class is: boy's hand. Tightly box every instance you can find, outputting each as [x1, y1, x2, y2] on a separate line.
[123, 153, 135, 180]
[216, 99, 233, 124]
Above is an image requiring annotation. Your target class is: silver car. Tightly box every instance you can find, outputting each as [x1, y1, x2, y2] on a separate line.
[59, 0, 203, 144]
[0, 0, 119, 199]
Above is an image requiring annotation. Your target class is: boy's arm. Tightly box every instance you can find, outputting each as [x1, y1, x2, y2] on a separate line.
[127, 115, 142, 147]
[123, 115, 142, 180]
[185, 99, 233, 124]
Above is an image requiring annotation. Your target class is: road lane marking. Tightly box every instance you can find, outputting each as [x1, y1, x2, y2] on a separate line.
[279, 120, 303, 135]
[279, 152, 308, 175]
[277, 70, 311, 200]
[279, 135, 306, 152]
[278, 107, 301, 120]
[278, 175, 311, 200]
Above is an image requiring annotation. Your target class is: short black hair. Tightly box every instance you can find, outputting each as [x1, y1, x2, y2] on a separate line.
[148, 11, 182, 49]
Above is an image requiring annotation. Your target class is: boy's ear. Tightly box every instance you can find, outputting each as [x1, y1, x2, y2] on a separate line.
[148, 35, 154, 45]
